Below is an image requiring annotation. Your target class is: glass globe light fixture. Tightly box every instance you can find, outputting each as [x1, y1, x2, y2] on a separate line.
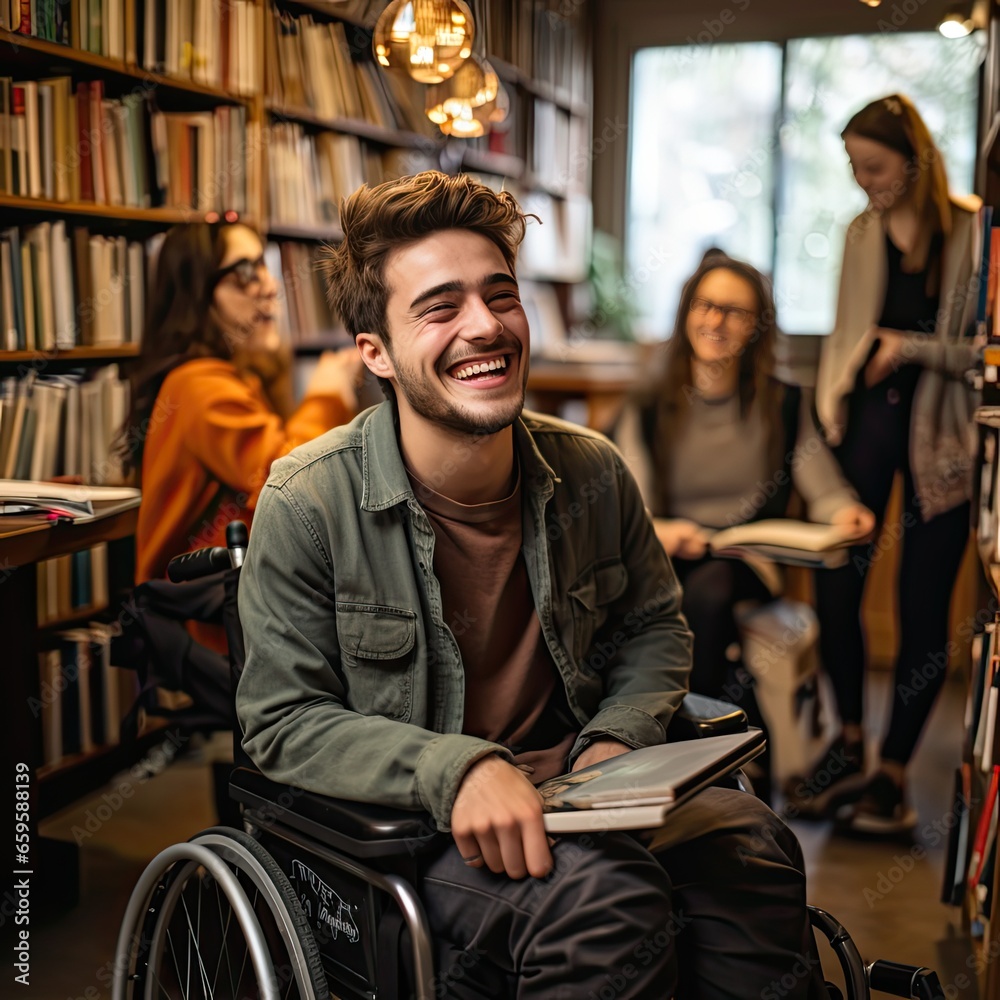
[436, 81, 509, 138]
[425, 55, 499, 125]
[438, 103, 487, 138]
[373, 0, 474, 84]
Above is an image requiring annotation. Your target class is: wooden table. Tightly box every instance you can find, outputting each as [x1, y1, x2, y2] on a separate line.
[527, 359, 643, 433]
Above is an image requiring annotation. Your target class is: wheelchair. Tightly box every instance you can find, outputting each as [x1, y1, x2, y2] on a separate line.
[111, 527, 946, 1000]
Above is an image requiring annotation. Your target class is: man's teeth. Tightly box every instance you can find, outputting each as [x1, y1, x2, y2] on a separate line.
[454, 357, 508, 380]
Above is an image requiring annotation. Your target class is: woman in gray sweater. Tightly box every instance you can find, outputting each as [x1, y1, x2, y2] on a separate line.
[619, 251, 872, 803]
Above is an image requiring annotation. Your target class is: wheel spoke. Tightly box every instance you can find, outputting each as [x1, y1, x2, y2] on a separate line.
[211, 875, 237, 996]
[165, 926, 187, 1000]
[180, 884, 215, 997]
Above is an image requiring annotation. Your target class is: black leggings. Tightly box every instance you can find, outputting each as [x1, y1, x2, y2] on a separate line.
[673, 555, 774, 755]
[814, 374, 970, 765]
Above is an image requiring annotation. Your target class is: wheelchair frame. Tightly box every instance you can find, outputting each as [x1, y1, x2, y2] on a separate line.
[111, 530, 947, 1000]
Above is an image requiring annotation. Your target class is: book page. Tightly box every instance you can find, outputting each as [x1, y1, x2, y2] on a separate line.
[709, 518, 855, 553]
[0, 479, 140, 501]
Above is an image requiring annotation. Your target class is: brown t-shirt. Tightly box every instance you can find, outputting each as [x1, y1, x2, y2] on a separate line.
[408, 466, 577, 783]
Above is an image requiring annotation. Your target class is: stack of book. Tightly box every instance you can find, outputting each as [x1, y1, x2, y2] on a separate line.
[142, 0, 257, 94]
[0, 223, 146, 351]
[267, 124, 358, 230]
[266, 8, 434, 136]
[0, 77, 152, 206]
[264, 241, 345, 346]
[942, 619, 1000, 933]
[36, 542, 110, 624]
[0, 0, 72, 44]
[0, 366, 131, 483]
[149, 105, 248, 213]
[35, 624, 136, 766]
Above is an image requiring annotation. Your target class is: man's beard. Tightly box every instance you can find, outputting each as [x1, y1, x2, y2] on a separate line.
[390, 347, 527, 436]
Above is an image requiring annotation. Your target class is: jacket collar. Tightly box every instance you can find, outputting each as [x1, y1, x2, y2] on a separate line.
[359, 402, 560, 511]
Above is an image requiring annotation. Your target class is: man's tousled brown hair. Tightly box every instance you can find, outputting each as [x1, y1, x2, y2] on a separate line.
[321, 171, 530, 343]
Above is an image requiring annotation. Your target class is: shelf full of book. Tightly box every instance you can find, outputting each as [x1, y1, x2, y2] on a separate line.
[968, 8, 1000, 990]
[0, 0, 267, 909]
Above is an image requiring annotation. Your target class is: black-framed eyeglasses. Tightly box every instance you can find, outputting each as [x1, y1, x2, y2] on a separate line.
[210, 255, 268, 292]
[689, 296, 757, 327]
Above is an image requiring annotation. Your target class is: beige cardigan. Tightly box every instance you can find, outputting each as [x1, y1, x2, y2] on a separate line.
[815, 194, 982, 521]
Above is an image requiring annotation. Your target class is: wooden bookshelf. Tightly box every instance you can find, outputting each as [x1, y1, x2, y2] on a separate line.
[490, 54, 589, 119]
[266, 101, 439, 149]
[0, 193, 214, 225]
[460, 146, 526, 180]
[267, 221, 345, 242]
[0, 344, 141, 366]
[0, 27, 252, 105]
[970, 15, 1000, 980]
[282, 0, 373, 30]
[294, 333, 353, 353]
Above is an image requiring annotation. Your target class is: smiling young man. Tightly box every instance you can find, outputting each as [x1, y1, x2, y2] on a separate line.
[236, 172, 826, 999]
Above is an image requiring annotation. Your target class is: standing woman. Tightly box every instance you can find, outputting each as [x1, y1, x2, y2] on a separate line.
[800, 94, 981, 834]
[120, 221, 362, 631]
[619, 251, 872, 802]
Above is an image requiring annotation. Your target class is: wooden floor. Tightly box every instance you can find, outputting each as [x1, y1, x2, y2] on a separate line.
[29, 674, 979, 999]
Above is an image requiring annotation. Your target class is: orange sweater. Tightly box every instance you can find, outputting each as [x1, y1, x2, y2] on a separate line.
[136, 357, 351, 584]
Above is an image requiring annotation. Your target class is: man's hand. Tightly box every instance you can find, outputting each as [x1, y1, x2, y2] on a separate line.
[571, 738, 633, 773]
[450, 754, 552, 880]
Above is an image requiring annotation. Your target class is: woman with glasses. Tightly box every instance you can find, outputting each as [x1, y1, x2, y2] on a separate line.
[619, 250, 873, 803]
[797, 94, 982, 835]
[121, 221, 362, 622]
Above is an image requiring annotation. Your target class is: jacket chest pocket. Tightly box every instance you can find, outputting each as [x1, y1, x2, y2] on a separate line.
[336, 603, 416, 721]
[567, 559, 628, 665]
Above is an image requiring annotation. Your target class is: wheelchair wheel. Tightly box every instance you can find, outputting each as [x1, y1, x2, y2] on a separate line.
[113, 826, 329, 1000]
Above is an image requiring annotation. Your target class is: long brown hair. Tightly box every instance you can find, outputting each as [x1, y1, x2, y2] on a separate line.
[642, 252, 781, 515]
[842, 93, 951, 275]
[118, 221, 244, 476]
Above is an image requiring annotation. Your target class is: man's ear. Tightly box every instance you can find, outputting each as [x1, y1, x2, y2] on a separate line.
[356, 333, 395, 381]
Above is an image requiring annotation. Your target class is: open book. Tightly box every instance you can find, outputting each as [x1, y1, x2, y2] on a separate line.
[0, 479, 140, 522]
[707, 519, 856, 568]
[538, 729, 764, 833]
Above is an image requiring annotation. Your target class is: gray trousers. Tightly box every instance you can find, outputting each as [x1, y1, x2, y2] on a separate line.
[419, 786, 827, 999]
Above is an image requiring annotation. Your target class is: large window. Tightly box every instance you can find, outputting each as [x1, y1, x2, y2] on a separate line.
[626, 32, 984, 339]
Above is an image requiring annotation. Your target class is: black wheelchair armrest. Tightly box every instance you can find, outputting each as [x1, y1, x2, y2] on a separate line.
[667, 693, 748, 741]
[229, 695, 747, 860]
[229, 767, 442, 860]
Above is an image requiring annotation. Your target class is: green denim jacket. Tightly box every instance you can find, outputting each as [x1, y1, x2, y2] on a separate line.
[236, 402, 692, 831]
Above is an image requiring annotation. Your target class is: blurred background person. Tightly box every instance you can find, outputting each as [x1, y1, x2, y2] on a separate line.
[618, 250, 873, 804]
[801, 94, 981, 836]
[120, 220, 362, 622]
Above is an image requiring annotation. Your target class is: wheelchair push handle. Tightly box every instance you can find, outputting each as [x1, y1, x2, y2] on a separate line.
[867, 960, 945, 999]
[167, 520, 249, 582]
[227, 521, 249, 568]
[167, 546, 232, 582]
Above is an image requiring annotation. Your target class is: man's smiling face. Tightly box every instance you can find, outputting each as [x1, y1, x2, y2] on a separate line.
[365, 228, 530, 437]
